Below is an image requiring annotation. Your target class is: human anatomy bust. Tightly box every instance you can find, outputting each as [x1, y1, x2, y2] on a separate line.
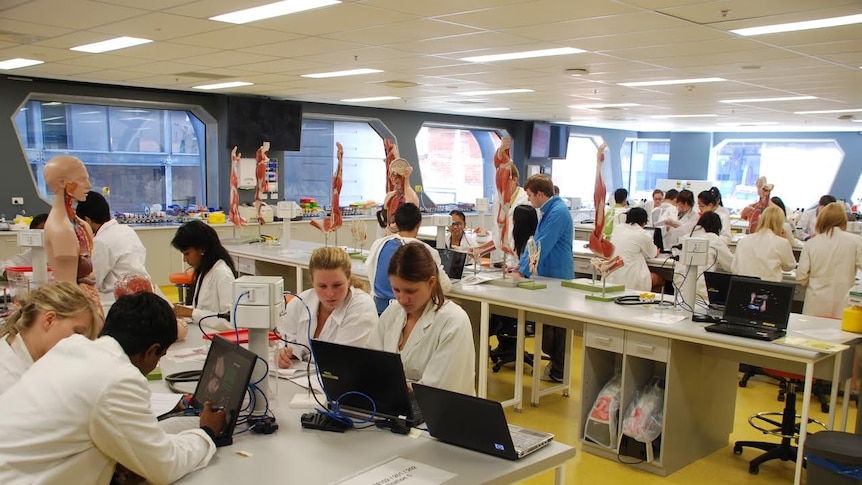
[43, 155, 95, 284]
[383, 158, 419, 233]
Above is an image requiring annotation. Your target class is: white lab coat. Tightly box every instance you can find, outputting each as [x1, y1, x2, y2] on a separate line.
[0, 335, 215, 485]
[796, 228, 862, 318]
[445, 231, 476, 249]
[490, 187, 529, 265]
[0, 335, 34, 392]
[715, 206, 733, 244]
[731, 231, 796, 282]
[366, 235, 451, 300]
[278, 286, 377, 361]
[673, 229, 734, 302]
[796, 208, 818, 240]
[191, 259, 236, 330]
[366, 299, 475, 396]
[92, 219, 150, 307]
[0, 251, 32, 276]
[664, 208, 699, 250]
[606, 223, 656, 292]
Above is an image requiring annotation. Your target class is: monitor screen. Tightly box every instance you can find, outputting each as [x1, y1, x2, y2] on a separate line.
[548, 125, 570, 159]
[724, 277, 794, 328]
[228, 96, 303, 152]
[529, 122, 551, 158]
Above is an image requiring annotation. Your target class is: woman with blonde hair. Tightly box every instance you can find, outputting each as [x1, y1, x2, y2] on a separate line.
[277, 246, 376, 369]
[731, 205, 796, 282]
[796, 202, 862, 318]
[0, 282, 101, 390]
[366, 242, 475, 395]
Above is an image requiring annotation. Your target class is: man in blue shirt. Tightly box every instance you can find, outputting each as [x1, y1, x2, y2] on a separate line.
[516, 174, 573, 382]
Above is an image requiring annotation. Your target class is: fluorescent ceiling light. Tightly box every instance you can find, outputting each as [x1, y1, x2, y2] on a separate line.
[210, 0, 341, 24]
[302, 68, 382, 79]
[340, 96, 400, 102]
[652, 114, 718, 119]
[731, 13, 862, 36]
[852, 119, 862, 123]
[192, 81, 253, 90]
[619, 77, 726, 87]
[569, 103, 640, 109]
[42, 102, 63, 106]
[717, 122, 780, 126]
[71, 36, 152, 53]
[452, 107, 510, 113]
[0, 58, 43, 70]
[461, 47, 584, 63]
[719, 96, 817, 103]
[794, 108, 862, 114]
[456, 88, 534, 96]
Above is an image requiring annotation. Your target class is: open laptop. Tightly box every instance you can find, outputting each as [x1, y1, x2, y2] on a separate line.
[310, 339, 422, 428]
[189, 335, 257, 446]
[703, 271, 733, 311]
[703, 276, 794, 341]
[413, 383, 554, 460]
[437, 248, 467, 281]
[646, 227, 669, 253]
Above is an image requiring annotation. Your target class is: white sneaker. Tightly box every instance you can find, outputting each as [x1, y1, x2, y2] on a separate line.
[540, 365, 563, 383]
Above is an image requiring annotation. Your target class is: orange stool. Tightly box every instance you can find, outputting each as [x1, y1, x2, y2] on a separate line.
[169, 269, 195, 305]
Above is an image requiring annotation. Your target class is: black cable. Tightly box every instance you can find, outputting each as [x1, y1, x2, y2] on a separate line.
[164, 370, 201, 394]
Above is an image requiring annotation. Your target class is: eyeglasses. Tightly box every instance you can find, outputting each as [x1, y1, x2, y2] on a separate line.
[450, 221, 464, 227]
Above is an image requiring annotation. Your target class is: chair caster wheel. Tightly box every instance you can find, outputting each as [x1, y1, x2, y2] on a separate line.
[821, 403, 829, 413]
[733, 445, 743, 455]
[749, 464, 759, 475]
[739, 380, 747, 388]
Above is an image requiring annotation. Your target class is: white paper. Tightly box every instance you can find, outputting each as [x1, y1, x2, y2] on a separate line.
[167, 345, 209, 364]
[150, 392, 183, 417]
[639, 312, 688, 325]
[333, 457, 456, 485]
[270, 363, 316, 379]
[290, 374, 324, 393]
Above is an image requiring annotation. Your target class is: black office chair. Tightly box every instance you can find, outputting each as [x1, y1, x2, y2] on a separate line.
[734, 381, 826, 474]
[739, 365, 830, 413]
[489, 315, 542, 372]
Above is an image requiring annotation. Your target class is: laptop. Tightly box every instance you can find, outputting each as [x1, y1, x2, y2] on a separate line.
[413, 383, 554, 460]
[703, 271, 733, 310]
[704, 277, 794, 341]
[437, 248, 467, 281]
[647, 227, 669, 253]
[189, 335, 257, 446]
[310, 339, 422, 428]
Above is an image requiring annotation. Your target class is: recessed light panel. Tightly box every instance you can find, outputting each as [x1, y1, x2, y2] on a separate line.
[71, 36, 152, 53]
[0, 58, 44, 70]
[461, 47, 583, 63]
[731, 13, 862, 36]
[619, 78, 726, 87]
[302, 68, 382, 79]
[211, 0, 341, 24]
[192, 81, 253, 90]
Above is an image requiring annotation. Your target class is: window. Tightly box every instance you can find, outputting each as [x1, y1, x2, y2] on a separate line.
[552, 135, 602, 208]
[620, 139, 669, 202]
[415, 126, 502, 206]
[283, 119, 384, 207]
[710, 140, 843, 211]
[14, 99, 207, 212]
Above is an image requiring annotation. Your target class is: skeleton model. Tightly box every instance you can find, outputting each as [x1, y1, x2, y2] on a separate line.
[526, 236, 541, 278]
[349, 219, 367, 253]
[590, 256, 625, 297]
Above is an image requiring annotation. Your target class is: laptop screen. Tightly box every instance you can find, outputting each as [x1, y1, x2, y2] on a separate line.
[437, 248, 467, 280]
[723, 277, 794, 329]
[703, 271, 733, 307]
[191, 335, 257, 444]
[311, 339, 416, 422]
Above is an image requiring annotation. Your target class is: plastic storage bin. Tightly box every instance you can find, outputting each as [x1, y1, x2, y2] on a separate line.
[804, 431, 862, 485]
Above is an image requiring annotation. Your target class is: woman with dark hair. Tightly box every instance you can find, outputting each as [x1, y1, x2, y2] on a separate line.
[511, 204, 538, 258]
[366, 242, 475, 395]
[606, 207, 660, 292]
[697, 190, 732, 243]
[672, 212, 734, 302]
[171, 220, 237, 330]
[769, 196, 799, 247]
[663, 189, 698, 250]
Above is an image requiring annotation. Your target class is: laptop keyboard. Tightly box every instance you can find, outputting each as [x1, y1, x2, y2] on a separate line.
[704, 321, 783, 341]
[508, 425, 549, 449]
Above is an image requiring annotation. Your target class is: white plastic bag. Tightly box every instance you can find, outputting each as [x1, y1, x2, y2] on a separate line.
[584, 374, 622, 448]
[622, 381, 665, 443]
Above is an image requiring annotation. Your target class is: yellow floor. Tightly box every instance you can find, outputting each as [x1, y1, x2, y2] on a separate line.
[489, 335, 857, 485]
[162, 285, 857, 484]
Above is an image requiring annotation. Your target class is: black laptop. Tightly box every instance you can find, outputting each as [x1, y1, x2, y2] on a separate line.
[704, 277, 794, 341]
[190, 335, 257, 446]
[703, 271, 733, 310]
[310, 340, 422, 427]
[437, 248, 467, 281]
[413, 383, 554, 460]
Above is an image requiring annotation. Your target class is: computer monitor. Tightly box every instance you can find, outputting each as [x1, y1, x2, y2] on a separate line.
[723, 277, 794, 330]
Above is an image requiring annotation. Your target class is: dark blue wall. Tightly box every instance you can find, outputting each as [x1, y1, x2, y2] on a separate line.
[668, 132, 713, 180]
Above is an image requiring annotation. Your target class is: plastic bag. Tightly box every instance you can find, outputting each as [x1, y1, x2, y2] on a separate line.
[622, 381, 665, 443]
[584, 373, 622, 448]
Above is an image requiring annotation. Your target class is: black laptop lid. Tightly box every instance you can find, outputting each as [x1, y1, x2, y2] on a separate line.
[437, 249, 467, 280]
[311, 339, 414, 421]
[191, 335, 257, 442]
[703, 271, 733, 306]
[413, 383, 518, 460]
[723, 277, 794, 330]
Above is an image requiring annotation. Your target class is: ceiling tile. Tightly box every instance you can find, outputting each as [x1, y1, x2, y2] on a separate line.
[91, 13, 220, 42]
[171, 25, 300, 50]
[326, 18, 481, 45]
[1, 0, 148, 29]
[436, 0, 636, 30]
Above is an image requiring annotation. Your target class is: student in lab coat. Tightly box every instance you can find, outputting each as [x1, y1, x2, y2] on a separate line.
[769, 196, 800, 248]
[0, 282, 100, 391]
[0, 292, 225, 485]
[171, 220, 237, 330]
[277, 246, 377, 368]
[673, 212, 734, 303]
[366, 242, 475, 396]
[0, 214, 47, 278]
[663, 190, 698, 250]
[697, 190, 732, 244]
[796, 202, 862, 318]
[731, 206, 796, 282]
[796, 194, 837, 241]
[445, 210, 476, 249]
[606, 208, 659, 293]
